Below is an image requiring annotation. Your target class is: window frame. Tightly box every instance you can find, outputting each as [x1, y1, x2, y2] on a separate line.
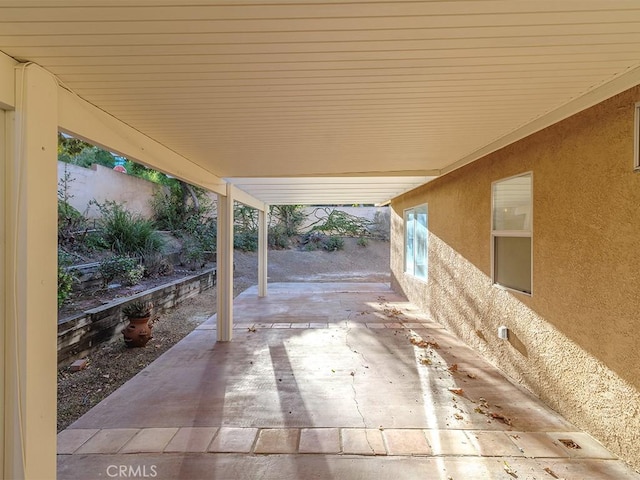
[404, 203, 428, 282]
[490, 172, 533, 296]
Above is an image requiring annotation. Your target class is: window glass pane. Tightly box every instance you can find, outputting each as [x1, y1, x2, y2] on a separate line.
[493, 174, 532, 231]
[415, 207, 428, 280]
[494, 236, 531, 294]
[405, 211, 415, 275]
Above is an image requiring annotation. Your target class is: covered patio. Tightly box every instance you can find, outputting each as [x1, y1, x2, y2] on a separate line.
[3, 2, 640, 478]
[57, 283, 638, 479]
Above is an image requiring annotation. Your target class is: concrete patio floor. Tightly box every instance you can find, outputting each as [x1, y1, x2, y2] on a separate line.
[57, 283, 639, 479]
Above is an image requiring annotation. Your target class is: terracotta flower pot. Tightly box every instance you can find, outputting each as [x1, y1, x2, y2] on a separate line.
[122, 316, 153, 348]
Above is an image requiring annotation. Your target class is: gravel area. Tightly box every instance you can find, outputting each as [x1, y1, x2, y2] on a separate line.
[57, 238, 389, 432]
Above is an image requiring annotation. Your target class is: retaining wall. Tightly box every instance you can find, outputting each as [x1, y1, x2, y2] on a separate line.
[57, 268, 215, 367]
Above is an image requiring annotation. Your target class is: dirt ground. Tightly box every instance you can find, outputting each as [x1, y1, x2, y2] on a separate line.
[57, 238, 390, 431]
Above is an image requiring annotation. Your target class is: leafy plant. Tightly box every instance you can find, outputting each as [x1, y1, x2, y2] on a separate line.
[232, 203, 259, 252]
[304, 241, 319, 251]
[58, 133, 115, 168]
[57, 166, 90, 248]
[268, 205, 306, 248]
[235, 204, 258, 232]
[268, 224, 291, 249]
[152, 180, 213, 232]
[234, 231, 258, 252]
[123, 264, 145, 286]
[324, 236, 345, 251]
[143, 252, 174, 277]
[307, 208, 373, 237]
[357, 237, 369, 247]
[152, 180, 216, 267]
[57, 250, 76, 308]
[98, 255, 141, 286]
[122, 301, 153, 319]
[300, 232, 343, 252]
[92, 200, 164, 257]
[181, 236, 207, 270]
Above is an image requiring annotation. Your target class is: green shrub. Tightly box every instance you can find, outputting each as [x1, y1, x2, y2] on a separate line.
[58, 200, 86, 238]
[301, 232, 324, 250]
[357, 237, 369, 247]
[268, 224, 291, 249]
[98, 255, 141, 286]
[152, 181, 216, 267]
[123, 263, 145, 286]
[304, 242, 319, 251]
[234, 231, 258, 252]
[82, 230, 110, 251]
[269, 205, 306, 237]
[183, 215, 216, 252]
[57, 251, 76, 308]
[152, 180, 214, 233]
[93, 200, 164, 256]
[324, 236, 345, 252]
[143, 252, 174, 277]
[180, 236, 207, 270]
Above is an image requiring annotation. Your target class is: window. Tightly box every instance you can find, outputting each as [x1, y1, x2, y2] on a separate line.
[405, 204, 428, 280]
[491, 173, 532, 294]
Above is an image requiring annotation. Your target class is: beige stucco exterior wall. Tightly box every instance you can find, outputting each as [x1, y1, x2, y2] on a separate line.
[390, 85, 640, 469]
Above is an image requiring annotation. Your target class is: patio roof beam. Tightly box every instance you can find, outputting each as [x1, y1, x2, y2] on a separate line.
[0, 52, 16, 109]
[231, 184, 267, 212]
[57, 86, 226, 196]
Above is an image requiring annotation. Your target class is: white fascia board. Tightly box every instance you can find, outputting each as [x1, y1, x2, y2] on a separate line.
[440, 65, 640, 177]
[229, 184, 267, 211]
[57, 86, 226, 195]
[0, 52, 17, 109]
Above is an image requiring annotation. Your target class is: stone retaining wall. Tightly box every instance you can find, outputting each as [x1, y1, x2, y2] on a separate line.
[57, 268, 215, 367]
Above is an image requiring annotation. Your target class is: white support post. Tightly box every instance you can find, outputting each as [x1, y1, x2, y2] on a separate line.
[4, 64, 58, 480]
[258, 207, 268, 297]
[0, 104, 6, 480]
[216, 184, 234, 341]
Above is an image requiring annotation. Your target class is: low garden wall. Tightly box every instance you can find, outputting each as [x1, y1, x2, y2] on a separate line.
[57, 268, 216, 367]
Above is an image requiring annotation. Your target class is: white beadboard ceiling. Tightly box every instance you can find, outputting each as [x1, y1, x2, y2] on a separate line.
[2, 0, 640, 204]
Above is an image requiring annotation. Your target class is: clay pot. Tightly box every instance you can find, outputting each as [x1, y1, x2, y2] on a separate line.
[122, 316, 153, 348]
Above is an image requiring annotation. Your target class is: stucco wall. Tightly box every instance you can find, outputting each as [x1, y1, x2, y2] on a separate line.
[390, 86, 640, 469]
[57, 162, 162, 219]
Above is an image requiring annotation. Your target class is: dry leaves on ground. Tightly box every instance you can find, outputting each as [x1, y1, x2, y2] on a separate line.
[409, 335, 440, 349]
[503, 461, 518, 478]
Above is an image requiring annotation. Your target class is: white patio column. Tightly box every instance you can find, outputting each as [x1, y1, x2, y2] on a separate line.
[216, 183, 234, 341]
[0, 98, 7, 480]
[258, 206, 268, 297]
[4, 64, 58, 480]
